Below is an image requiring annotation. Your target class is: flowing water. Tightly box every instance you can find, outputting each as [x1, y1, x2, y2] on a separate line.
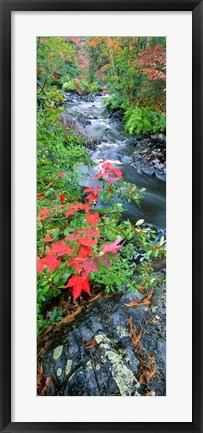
[63, 93, 166, 233]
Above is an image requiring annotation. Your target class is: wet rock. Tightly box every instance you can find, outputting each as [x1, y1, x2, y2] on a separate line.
[158, 134, 165, 144]
[38, 277, 166, 396]
[139, 139, 150, 147]
[151, 134, 159, 143]
[80, 93, 95, 102]
[142, 166, 155, 176]
[61, 113, 97, 149]
[137, 132, 143, 140]
[151, 133, 166, 147]
[77, 114, 91, 127]
[131, 139, 138, 146]
[120, 154, 132, 164]
[108, 107, 124, 121]
[130, 133, 166, 181]
[155, 169, 166, 181]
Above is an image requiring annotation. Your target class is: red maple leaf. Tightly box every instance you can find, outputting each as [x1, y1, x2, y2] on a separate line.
[82, 203, 91, 212]
[37, 208, 50, 222]
[42, 237, 54, 242]
[107, 177, 117, 183]
[78, 236, 98, 247]
[52, 241, 74, 256]
[66, 204, 76, 217]
[86, 193, 98, 204]
[101, 161, 112, 169]
[76, 227, 100, 238]
[66, 275, 91, 301]
[86, 213, 100, 226]
[37, 252, 62, 274]
[84, 186, 102, 204]
[37, 259, 45, 273]
[101, 238, 123, 254]
[78, 245, 93, 257]
[92, 161, 123, 183]
[84, 186, 102, 193]
[65, 233, 78, 241]
[67, 257, 86, 273]
[112, 168, 123, 179]
[68, 257, 98, 276]
[66, 202, 90, 217]
[82, 258, 98, 277]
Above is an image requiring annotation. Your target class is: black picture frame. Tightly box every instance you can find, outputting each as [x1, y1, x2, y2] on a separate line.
[0, 1, 202, 432]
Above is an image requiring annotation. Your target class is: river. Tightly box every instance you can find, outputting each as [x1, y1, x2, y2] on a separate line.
[63, 93, 166, 234]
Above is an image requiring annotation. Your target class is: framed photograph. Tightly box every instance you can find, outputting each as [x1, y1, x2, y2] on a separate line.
[0, 0, 202, 432]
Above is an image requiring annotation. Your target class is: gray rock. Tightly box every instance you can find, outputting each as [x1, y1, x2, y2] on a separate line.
[38, 281, 166, 396]
[142, 166, 155, 176]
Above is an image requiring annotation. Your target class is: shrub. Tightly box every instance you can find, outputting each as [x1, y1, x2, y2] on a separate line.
[80, 79, 89, 93]
[60, 74, 71, 85]
[62, 80, 75, 92]
[89, 82, 99, 93]
[123, 106, 166, 135]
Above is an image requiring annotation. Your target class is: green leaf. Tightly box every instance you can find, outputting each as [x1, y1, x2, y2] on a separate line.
[64, 228, 70, 236]
[53, 228, 59, 239]
[136, 219, 144, 226]
[53, 274, 61, 284]
[43, 285, 50, 293]
[160, 236, 165, 246]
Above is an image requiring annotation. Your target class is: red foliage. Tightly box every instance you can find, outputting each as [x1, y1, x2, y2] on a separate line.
[78, 236, 98, 247]
[93, 161, 123, 183]
[136, 44, 166, 82]
[65, 233, 78, 242]
[67, 257, 86, 273]
[60, 193, 66, 202]
[70, 37, 85, 47]
[113, 168, 123, 179]
[84, 186, 102, 204]
[37, 252, 62, 274]
[52, 240, 75, 257]
[82, 258, 98, 277]
[76, 227, 100, 238]
[38, 164, 125, 300]
[37, 208, 50, 222]
[67, 257, 98, 276]
[66, 275, 90, 301]
[78, 245, 93, 257]
[66, 202, 90, 217]
[101, 238, 123, 254]
[86, 213, 100, 226]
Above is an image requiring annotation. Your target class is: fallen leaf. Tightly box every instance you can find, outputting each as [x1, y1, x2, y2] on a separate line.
[124, 290, 153, 308]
